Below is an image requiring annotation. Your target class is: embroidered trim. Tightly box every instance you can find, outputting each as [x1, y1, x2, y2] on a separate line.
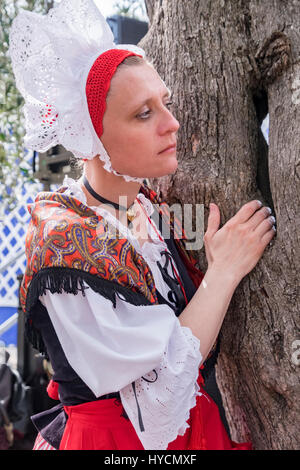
[119, 321, 203, 450]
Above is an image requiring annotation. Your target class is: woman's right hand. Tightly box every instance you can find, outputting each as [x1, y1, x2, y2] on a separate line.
[204, 200, 276, 283]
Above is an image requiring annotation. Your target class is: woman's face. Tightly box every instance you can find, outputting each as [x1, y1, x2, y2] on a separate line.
[100, 63, 180, 178]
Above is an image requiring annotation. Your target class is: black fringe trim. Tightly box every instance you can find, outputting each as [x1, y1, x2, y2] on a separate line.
[25, 267, 153, 356]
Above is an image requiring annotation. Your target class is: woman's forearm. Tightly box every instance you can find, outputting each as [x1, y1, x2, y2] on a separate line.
[178, 265, 240, 363]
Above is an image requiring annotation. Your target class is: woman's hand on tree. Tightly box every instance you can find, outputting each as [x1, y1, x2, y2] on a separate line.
[204, 200, 276, 282]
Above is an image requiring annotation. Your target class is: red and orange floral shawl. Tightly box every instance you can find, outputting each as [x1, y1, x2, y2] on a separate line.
[20, 182, 204, 356]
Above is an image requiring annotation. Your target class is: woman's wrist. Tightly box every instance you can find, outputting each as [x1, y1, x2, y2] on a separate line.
[179, 262, 241, 359]
[205, 263, 242, 291]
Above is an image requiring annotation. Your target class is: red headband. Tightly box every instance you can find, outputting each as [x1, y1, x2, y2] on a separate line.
[86, 49, 142, 140]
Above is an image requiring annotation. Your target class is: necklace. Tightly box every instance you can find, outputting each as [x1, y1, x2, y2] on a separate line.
[83, 175, 139, 228]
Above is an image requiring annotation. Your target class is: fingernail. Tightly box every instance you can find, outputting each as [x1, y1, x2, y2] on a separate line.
[270, 216, 276, 224]
[257, 200, 263, 207]
[266, 207, 272, 214]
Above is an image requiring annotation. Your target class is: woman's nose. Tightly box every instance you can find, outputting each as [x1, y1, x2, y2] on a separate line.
[159, 109, 180, 135]
[170, 114, 180, 133]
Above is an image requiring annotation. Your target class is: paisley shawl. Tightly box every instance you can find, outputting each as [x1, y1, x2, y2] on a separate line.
[20, 182, 204, 356]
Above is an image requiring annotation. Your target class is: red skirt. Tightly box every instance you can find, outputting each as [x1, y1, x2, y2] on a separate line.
[34, 383, 251, 450]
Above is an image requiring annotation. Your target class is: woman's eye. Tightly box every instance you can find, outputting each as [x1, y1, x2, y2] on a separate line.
[137, 109, 151, 119]
[136, 101, 173, 120]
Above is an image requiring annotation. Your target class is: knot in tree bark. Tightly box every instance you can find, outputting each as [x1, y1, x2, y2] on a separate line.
[255, 31, 292, 86]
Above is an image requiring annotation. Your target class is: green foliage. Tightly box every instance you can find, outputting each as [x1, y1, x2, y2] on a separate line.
[0, 0, 52, 213]
[112, 0, 147, 21]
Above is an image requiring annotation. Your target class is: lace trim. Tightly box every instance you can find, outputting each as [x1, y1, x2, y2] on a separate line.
[119, 321, 203, 450]
[8, 0, 145, 184]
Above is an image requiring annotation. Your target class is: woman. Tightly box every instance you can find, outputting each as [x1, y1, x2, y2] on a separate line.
[9, 0, 276, 450]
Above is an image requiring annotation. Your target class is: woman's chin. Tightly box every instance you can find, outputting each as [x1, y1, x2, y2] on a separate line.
[143, 165, 178, 179]
[160, 157, 178, 175]
[116, 157, 178, 179]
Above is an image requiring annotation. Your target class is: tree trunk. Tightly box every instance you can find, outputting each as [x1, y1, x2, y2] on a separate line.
[141, 0, 300, 450]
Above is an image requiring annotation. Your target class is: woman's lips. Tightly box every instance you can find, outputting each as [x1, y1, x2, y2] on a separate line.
[158, 144, 177, 154]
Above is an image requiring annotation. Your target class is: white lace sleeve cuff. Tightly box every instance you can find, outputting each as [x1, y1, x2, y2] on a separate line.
[119, 318, 202, 450]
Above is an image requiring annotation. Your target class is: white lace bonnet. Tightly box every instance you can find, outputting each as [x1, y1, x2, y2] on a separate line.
[8, 0, 146, 184]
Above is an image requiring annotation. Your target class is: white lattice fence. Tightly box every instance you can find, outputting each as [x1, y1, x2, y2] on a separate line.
[0, 181, 43, 307]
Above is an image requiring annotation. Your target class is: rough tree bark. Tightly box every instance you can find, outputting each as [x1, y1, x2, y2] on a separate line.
[141, 0, 300, 450]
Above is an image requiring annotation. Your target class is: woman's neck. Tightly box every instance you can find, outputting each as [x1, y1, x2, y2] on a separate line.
[78, 160, 142, 210]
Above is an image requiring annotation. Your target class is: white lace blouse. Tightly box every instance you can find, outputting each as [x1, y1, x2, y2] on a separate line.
[39, 176, 203, 450]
